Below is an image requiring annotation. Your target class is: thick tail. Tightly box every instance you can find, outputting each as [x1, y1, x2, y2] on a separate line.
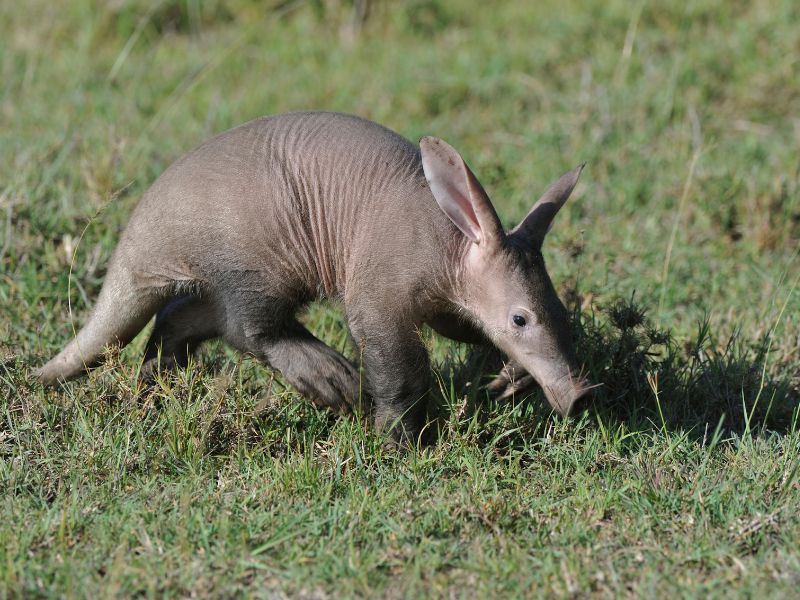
[34, 265, 165, 385]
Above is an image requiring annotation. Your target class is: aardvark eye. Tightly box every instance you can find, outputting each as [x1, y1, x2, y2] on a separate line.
[512, 314, 527, 327]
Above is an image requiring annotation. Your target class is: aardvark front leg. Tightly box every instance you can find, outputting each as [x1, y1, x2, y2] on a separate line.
[348, 309, 429, 443]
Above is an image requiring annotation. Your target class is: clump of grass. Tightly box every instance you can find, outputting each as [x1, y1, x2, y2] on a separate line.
[576, 295, 798, 437]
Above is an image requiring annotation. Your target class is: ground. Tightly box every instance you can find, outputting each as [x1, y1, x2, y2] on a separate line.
[1, 0, 799, 597]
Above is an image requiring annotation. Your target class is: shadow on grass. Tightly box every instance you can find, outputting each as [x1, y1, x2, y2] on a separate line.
[438, 294, 800, 445]
[583, 297, 798, 438]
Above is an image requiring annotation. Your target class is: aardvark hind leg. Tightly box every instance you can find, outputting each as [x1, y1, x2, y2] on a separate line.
[141, 295, 221, 380]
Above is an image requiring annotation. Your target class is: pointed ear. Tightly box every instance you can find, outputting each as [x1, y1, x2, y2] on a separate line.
[420, 136, 504, 246]
[511, 163, 585, 248]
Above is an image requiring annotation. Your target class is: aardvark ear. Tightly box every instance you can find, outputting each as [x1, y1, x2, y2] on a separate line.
[420, 136, 504, 247]
[511, 163, 585, 249]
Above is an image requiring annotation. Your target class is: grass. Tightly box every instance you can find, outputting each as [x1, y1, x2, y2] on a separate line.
[2, 0, 799, 596]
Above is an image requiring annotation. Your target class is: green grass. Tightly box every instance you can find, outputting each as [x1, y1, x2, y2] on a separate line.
[2, 0, 800, 597]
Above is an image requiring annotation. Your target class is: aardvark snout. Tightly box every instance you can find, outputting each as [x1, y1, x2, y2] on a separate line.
[542, 371, 594, 417]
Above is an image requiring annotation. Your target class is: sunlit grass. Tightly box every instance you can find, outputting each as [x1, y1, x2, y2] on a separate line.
[2, 0, 799, 597]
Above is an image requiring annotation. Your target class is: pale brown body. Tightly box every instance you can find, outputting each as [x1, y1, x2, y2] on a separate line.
[36, 112, 590, 437]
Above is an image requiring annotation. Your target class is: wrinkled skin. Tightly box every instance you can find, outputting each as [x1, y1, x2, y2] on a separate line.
[35, 112, 591, 442]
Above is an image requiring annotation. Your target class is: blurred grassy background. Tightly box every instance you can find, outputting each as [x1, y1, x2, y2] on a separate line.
[1, 1, 799, 597]
[3, 0, 799, 347]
